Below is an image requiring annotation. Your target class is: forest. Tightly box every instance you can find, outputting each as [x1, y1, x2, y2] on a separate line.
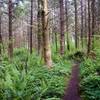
[0, 0, 100, 100]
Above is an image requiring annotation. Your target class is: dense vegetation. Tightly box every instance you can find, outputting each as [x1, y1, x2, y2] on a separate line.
[0, 48, 71, 100]
[0, 45, 100, 100]
[80, 40, 100, 100]
[80, 54, 100, 100]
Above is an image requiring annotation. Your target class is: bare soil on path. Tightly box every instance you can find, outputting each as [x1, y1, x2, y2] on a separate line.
[63, 63, 81, 100]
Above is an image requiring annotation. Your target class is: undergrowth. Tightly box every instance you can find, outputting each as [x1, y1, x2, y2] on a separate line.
[0, 48, 71, 100]
[80, 49, 100, 100]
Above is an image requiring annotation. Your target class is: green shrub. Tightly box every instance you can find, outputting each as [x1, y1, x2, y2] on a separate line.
[80, 75, 100, 100]
[0, 48, 71, 100]
[80, 50, 100, 100]
[80, 58, 96, 78]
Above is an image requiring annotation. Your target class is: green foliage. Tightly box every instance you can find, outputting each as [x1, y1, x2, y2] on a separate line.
[80, 49, 100, 100]
[80, 75, 100, 100]
[0, 48, 71, 100]
[14, 3, 28, 18]
[67, 51, 85, 62]
[80, 58, 96, 78]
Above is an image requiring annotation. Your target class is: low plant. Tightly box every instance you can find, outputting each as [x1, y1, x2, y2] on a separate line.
[0, 48, 71, 100]
[80, 49, 100, 100]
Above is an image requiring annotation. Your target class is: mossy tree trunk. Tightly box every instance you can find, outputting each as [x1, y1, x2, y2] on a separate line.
[41, 0, 52, 67]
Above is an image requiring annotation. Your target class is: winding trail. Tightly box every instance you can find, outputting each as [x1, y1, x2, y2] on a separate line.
[63, 63, 81, 100]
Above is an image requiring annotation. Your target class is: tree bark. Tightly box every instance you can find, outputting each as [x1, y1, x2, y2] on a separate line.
[91, 0, 96, 49]
[30, 0, 33, 54]
[74, 0, 78, 49]
[84, 0, 87, 43]
[0, 15, 2, 55]
[41, 0, 52, 67]
[55, 32, 58, 53]
[97, 0, 100, 32]
[59, 0, 65, 55]
[81, 0, 84, 48]
[65, 0, 70, 51]
[8, 0, 13, 58]
[37, 0, 42, 55]
[87, 0, 91, 54]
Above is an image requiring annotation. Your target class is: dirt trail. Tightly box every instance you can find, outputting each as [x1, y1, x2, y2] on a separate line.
[63, 64, 81, 100]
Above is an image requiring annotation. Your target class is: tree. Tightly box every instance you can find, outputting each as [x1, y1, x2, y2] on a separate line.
[54, 4, 58, 53]
[97, 0, 100, 32]
[37, 0, 42, 55]
[65, 0, 70, 51]
[87, 0, 91, 54]
[84, 0, 87, 40]
[0, 14, 2, 55]
[59, 0, 65, 55]
[74, 0, 78, 49]
[8, 0, 13, 58]
[0, 2, 2, 55]
[91, 0, 96, 49]
[41, 0, 52, 67]
[80, 0, 84, 48]
[30, 0, 33, 54]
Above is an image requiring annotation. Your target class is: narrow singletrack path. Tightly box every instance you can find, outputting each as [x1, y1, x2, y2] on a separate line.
[63, 63, 81, 100]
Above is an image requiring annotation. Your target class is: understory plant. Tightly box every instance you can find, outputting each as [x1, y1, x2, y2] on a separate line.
[80, 49, 100, 100]
[0, 48, 71, 100]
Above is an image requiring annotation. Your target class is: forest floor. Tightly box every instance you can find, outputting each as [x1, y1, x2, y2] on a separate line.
[63, 63, 81, 100]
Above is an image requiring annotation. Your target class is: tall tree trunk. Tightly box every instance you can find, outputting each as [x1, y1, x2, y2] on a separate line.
[84, 0, 87, 44]
[59, 0, 65, 55]
[0, 15, 2, 55]
[41, 0, 52, 67]
[97, 0, 100, 32]
[87, 0, 91, 54]
[53, 2, 58, 53]
[91, 0, 96, 49]
[30, 0, 33, 54]
[8, 0, 13, 58]
[55, 32, 58, 53]
[74, 0, 78, 49]
[81, 0, 84, 48]
[65, 0, 70, 51]
[37, 0, 42, 55]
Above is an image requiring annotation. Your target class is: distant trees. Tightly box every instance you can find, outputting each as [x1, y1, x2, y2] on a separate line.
[1, 0, 100, 65]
